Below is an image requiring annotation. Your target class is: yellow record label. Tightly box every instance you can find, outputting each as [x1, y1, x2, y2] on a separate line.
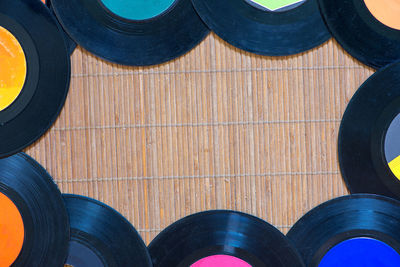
[389, 155, 400, 180]
[0, 26, 27, 112]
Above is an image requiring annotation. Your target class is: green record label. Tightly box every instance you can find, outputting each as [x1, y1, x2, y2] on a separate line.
[247, 0, 305, 11]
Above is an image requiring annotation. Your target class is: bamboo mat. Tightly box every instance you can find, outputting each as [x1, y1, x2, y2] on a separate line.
[25, 33, 374, 244]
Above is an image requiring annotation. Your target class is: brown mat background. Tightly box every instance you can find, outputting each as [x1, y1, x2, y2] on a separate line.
[25, 33, 373, 244]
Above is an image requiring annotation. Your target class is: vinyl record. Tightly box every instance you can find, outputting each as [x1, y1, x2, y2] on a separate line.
[318, 0, 400, 69]
[191, 0, 330, 56]
[148, 210, 305, 267]
[0, 0, 70, 158]
[50, 0, 210, 66]
[338, 61, 400, 199]
[287, 194, 400, 266]
[0, 153, 69, 266]
[42, 0, 76, 54]
[63, 194, 152, 267]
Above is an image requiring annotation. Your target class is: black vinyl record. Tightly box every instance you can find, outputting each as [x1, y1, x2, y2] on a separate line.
[148, 210, 305, 267]
[0, 153, 69, 266]
[50, 0, 210, 66]
[63, 194, 152, 267]
[43, 0, 76, 54]
[318, 0, 400, 69]
[0, 0, 70, 157]
[287, 194, 400, 266]
[338, 61, 400, 200]
[191, 0, 330, 56]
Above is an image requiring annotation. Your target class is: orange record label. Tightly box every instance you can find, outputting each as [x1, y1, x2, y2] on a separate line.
[0, 26, 27, 112]
[364, 0, 400, 30]
[0, 192, 24, 267]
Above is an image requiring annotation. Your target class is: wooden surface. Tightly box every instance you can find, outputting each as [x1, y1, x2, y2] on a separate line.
[25, 33, 374, 244]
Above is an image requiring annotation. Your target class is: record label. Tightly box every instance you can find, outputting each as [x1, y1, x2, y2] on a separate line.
[385, 113, 400, 180]
[65, 241, 105, 267]
[100, 0, 176, 20]
[191, 255, 251, 267]
[0, 192, 24, 267]
[246, 0, 305, 12]
[0, 26, 26, 111]
[364, 0, 400, 30]
[318, 238, 400, 267]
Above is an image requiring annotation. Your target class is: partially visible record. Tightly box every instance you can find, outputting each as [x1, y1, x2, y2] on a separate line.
[339, 61, 400, 199]
[287, 194, 400, 266]
[148, 210, 305, 266]
[191, 0, 330, 56]
[0, 0, 70, 157]
[42, 0, 76, 54]
[0, 153, 69, 266]
[63, 194, 152, 267]
[318, 0, 400, 68]
[51, 0, 210, 66]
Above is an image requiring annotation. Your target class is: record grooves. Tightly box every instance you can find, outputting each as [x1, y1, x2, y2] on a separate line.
[287, 194, 400, 266]
[339, 61, 400, 200]
[43, 0, 76, 54]
[148, 210, 305, 267]
[51, 0, 210, 66]
[0, 0, 70, 157]
[191, 0, 330, 56]
[0, 153, 69, 266]
[63, 194, 152, 267]
[318, 0, 400, 68]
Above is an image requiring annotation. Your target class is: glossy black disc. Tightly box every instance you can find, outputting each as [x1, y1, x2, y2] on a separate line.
[318, 0, 400, 68]
[287, 194, 400, 266]
[51, 0, 209, 66]
[192, 0, 330, 56]
[338, 61, 400, 199]
[149, 210, 305, 266]
[63, 194, 152, 267]
[0, 153, 69, 266]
